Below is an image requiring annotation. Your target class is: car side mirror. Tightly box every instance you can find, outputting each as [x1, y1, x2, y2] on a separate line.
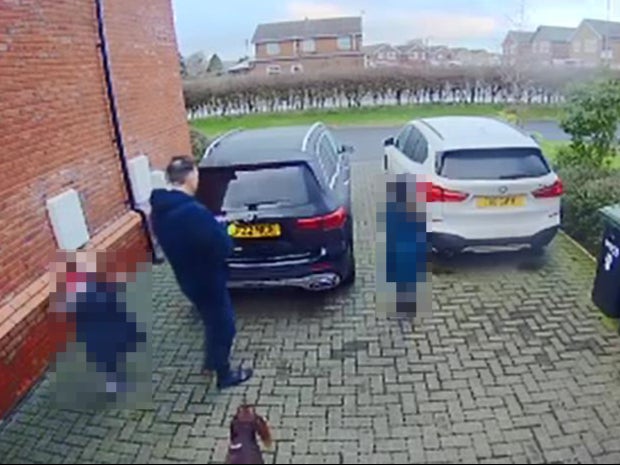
[384, 137, 395, 147]
[339, 144, 354, 154]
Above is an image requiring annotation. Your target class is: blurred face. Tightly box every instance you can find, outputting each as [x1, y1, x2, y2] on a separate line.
[185, 167, 199, 195]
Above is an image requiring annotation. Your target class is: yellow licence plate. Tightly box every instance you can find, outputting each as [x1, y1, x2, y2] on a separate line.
[227, 223, 281, 239]
[476, 196, 526, 208]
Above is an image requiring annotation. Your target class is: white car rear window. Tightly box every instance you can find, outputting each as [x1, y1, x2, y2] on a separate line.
[438, 148, 550, 180]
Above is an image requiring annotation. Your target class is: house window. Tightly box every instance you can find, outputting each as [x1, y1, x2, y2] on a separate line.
[573, 41, 581, 53]
[585, 39, 597, 53]
[266, 65, 281, 75]
[291, 64, 303, 74]
[387, 51, 396, 60]
[378, 52, 385, 59]
[302, 39, 315, 53]
[337, 36, 352, 50]
[266, 43, 280, 55]
[412, 51, 419, 60]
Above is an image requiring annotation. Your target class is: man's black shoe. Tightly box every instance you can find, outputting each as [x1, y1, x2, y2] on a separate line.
[217, 368, 253, 390]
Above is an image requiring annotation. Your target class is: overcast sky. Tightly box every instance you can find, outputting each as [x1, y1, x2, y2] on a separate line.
[172, 0, 619, 59]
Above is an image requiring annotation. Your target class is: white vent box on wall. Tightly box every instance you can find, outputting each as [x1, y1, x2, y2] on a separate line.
[150, 170, 167, 190]
[46, 188, 90, 250]
[127, 155, 153, 205]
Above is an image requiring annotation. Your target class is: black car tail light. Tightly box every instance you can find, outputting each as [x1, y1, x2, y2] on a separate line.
[296, 207, 347, 231]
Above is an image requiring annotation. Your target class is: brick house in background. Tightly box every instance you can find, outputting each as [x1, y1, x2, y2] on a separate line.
[570, 19, 620, 68]
[427, 45, 458, 67]
[250, 16, 363, 76]
[0, 0, 190, 417]
[362, 43, 400, 68]
[450, 48, 500, 68]
[529, 25, 576, 66]
[502, 30, 534, 66]
[396, 42, 428, 68]
[364, 40, 500, 70]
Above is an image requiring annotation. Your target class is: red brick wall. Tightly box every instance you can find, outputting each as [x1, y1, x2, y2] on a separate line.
[101, 0, 191, 169]
[0, 0, 189, 418]
[0, 0, 189, 304]
[251, 54, 364, 76]
[256, 40, 297, 59]
[256, 35, 362, 60]
[0, 0, 128, 301]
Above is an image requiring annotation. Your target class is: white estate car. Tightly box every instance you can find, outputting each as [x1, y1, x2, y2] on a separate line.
[383, 116, 563, 256]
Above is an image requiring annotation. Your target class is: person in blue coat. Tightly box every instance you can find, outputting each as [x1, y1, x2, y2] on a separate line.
[53, 249, 147, 401]
[384, 175, 428, 316]
[150, 155, 252, 389]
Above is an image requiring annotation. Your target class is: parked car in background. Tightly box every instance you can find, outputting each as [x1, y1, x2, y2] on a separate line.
[197, 123, 355, 291]
[383, 116, 563, 256]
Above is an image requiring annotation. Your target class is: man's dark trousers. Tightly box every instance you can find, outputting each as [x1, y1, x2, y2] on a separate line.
[198, 292, 236, 377]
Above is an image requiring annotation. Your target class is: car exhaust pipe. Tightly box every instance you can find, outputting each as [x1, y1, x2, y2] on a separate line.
[305, 273, 340, 291]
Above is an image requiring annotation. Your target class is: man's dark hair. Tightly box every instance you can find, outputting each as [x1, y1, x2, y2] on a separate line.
[166, 155, 196, 185]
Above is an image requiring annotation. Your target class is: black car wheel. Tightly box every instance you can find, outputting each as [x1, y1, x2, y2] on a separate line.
[528, 243, 547, 256]
[433, 248, 457, 260]
[341, 242, 356, 286]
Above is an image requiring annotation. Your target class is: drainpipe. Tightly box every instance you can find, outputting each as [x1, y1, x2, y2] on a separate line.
[94, 0, 160, 263]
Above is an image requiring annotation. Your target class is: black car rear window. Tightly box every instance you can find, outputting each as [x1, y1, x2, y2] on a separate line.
[198, 164, 317, 214]
[437, 147, 550, 180]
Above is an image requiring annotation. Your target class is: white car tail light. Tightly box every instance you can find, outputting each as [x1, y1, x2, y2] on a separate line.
[426, 182, 469, 202]
[532, 179, 563, 198]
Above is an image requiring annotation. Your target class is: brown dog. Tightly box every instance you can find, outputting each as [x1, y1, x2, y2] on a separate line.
[225, 405, 272, 464]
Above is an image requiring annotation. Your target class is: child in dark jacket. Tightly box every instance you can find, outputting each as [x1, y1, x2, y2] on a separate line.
[383, 175, 428, 316]
[52, 249, 146, 399]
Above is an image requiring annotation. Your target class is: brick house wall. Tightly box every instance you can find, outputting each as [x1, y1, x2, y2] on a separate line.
[531, 40, 571, 65]
[256, 40, 297, 59]
[256, 36, 361, 59]
[570, 25, 602, 67]
[252, 54, 364, 76]
[102, 0, 190, 169]
[502, 33, 532, 67]
[252, 35, 363, 76]
[551, 42, 571, 61]
[610, 40, 620, 68]
[501, 37, 515, 64]
[0, 0, 190, 418]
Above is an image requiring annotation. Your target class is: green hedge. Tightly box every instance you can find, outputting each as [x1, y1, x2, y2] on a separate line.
[190, 127, 210, 164]
[558, 164, 620, 255]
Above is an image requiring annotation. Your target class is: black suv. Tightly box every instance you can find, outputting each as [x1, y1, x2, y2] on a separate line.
[196, 123, 355, 291]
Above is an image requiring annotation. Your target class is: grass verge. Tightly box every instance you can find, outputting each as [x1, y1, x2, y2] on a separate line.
[539, 138, 620, 169]
[539, 139, 569, 161]
[192, 103, 564, 138]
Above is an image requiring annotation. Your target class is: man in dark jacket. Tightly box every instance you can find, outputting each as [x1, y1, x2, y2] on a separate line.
[150, 155, 252, 389]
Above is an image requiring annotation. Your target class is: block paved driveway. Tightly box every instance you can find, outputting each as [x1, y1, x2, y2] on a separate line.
[2, 128, 620, 464]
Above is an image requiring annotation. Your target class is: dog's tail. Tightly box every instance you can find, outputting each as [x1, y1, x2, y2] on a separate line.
[256, 415, 273, 449]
